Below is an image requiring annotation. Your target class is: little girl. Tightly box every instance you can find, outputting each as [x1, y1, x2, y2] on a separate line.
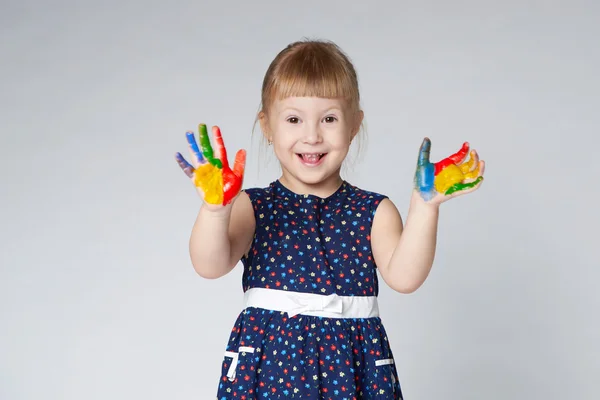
[175, 39, 484, 399]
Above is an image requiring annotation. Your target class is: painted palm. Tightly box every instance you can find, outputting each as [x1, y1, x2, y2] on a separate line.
[176, 124, 246, 205]
[414, 138, 484, 203]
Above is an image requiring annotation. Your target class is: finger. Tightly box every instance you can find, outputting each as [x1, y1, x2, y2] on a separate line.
[459, 150, 479, 178]
[461, 160, 485, 182]
[417, 137, 431, 166]
[175, 152, 195, 178]
[198, 124, 222, 168]
[448, 142, 470, 164]
[232, 149, 246, 179]
[186, 131, 204, 166]
[449, 178, 484, 198]
[213, 126, 228, 170]
[459, 150, 478, 174]
[444, 176, 483, 196]
[434, 142, 469, 175]
[468, 150, 479, 171]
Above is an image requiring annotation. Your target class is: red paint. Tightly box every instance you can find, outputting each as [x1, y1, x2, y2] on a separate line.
[434, 142, 469, 175]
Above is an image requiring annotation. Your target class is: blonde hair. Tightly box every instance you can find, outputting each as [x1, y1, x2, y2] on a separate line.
[253, 39, 366, 173]
[260, 39, 361, 117]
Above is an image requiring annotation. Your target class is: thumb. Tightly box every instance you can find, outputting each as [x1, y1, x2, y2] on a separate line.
[417, 137, 431, 166]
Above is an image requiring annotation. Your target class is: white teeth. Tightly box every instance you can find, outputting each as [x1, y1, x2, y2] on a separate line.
[299, 153, 324, 163]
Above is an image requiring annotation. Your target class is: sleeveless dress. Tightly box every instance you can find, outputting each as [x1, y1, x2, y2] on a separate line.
[216, 180, 404, 399]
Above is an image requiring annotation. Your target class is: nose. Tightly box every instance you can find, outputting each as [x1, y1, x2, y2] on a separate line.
[302, 123, 323, 144]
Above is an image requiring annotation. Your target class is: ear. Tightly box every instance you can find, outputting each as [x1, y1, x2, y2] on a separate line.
[258, 111, 271, 142]
[351, 110, 364, 140]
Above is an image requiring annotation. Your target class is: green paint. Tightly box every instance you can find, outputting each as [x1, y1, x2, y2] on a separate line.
[198, 124, 222, 169]
[444, 176, 483, 195]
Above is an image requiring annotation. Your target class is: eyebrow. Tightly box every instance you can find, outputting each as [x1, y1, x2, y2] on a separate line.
[280, 107, 303, 114]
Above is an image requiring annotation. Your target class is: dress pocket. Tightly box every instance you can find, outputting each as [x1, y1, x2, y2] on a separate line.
[219, 346, 259, 397]
[374, 357, 402, 398]
[223, 346, 256, 382]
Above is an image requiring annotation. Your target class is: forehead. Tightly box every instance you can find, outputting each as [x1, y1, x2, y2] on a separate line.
[273, 96, 346, 113]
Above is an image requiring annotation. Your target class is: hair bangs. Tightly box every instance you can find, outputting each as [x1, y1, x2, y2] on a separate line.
[271, 65, 354, 101]
[268, 46, 358, 104]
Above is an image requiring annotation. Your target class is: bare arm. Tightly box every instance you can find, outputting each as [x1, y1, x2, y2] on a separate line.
[189, 191, 255, 279]
[373, 138, 485, 293]
[371, 191, 439, 293]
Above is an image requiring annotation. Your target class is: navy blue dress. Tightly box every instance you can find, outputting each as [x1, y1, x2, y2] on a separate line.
[216, 180, 403, 399]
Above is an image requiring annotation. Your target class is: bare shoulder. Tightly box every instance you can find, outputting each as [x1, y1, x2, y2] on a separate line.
[373, 198, 403, 229]
[371, 197, 403, 272]
[231, 189, 254, 214]
[228, 190, 256, 261]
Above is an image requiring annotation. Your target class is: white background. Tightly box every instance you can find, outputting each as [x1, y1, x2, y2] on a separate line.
[1, 0, 598, 399]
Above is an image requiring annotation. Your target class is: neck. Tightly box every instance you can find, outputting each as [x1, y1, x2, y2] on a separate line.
[279, 172, 343, 198]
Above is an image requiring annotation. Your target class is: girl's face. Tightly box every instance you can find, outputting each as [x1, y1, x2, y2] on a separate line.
[260, 96, 361, 193]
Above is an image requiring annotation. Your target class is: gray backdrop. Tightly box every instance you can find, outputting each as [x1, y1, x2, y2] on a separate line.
[1, 0, 598, 399]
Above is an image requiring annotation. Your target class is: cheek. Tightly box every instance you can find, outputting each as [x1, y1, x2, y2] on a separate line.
[274, 135, 295, 150]
[272, 140, 296, 161]
[331, 131, 353, 149]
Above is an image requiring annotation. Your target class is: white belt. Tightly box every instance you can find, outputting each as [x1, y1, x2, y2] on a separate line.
[243, 287, 379, 318]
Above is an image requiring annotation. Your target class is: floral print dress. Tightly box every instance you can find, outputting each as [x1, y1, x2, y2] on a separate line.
[216, 180, 403, 399]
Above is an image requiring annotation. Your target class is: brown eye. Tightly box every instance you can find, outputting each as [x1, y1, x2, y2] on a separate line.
[287, 117, 299, 124]
[324, 116, 337, 123]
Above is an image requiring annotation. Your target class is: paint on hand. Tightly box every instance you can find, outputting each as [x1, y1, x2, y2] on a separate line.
[194, 162, 224, 204]
[414, 138, 483, 201]
[176, 124, 246, 205]
[198, 124, 222, 169]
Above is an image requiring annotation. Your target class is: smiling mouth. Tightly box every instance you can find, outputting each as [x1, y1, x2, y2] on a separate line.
[297, 153, 326, 163]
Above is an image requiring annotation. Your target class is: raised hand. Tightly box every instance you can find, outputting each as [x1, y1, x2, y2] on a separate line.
[175, 124, 246, 206]
[414, 138, 484, 204]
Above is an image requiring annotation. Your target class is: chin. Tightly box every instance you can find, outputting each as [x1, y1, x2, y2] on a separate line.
[288, 169, 340, 187]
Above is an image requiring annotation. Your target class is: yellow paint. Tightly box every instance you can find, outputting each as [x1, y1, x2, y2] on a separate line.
[434, 153, 480, 194]
[194, 163, 223, 204]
